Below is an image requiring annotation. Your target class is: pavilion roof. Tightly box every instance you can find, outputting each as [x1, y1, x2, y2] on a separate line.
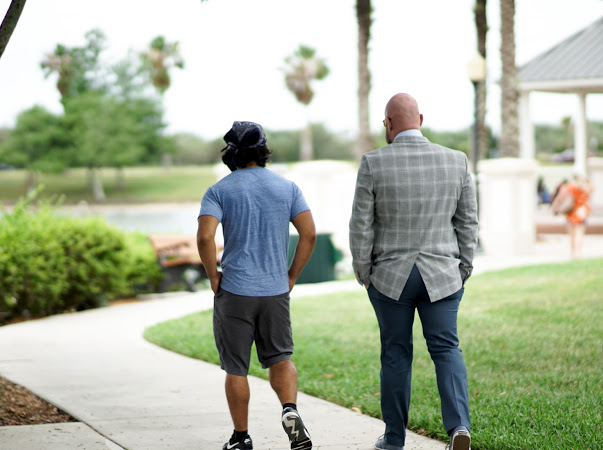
[518, 16, 603, 93]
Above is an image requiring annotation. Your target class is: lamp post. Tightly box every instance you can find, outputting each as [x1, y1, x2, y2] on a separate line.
[466, 52, 487, 176]
[466, 52, 487, 210]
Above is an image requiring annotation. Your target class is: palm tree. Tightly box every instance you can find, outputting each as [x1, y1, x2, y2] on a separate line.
[0, 0, 27, 59]
[40, 44, 75, 99]
[474, 0, 489, 159]
[499, 0, 519, 157]
[283, 45, 329, 161]
[141, 36, 184, 170]
[141, 36, 184, 95]
[356, 0, 373, 160]
[561, 116, 573, 150]
[40, 29, 106, 100]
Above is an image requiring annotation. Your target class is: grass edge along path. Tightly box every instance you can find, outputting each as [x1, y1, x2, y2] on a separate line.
[144, 259, 603, 450]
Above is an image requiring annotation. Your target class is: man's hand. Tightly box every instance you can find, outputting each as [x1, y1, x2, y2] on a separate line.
[210, 272, 222, 295]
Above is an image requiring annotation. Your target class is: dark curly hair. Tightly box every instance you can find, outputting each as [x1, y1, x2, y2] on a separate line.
[221, 144, 272, 172]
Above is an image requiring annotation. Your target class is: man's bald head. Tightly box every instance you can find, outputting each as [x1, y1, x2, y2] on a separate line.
[384, 93, 423, 143]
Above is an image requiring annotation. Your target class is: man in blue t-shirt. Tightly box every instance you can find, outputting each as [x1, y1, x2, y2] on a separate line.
[197, 121, 316, 450]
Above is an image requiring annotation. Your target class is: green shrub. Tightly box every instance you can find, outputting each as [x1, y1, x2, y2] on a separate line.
[53, 216, 129, 311]
[0, 195, 163, 319]
[0, 201, 68, 316]
[122, 232, 164, 294]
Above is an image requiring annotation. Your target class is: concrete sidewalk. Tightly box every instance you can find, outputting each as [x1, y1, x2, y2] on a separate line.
[0, 286, 442, 450]
[1, 233, 603, 449]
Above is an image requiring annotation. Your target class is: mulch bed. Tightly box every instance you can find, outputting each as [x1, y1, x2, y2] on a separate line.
[0, 377, 76, 426]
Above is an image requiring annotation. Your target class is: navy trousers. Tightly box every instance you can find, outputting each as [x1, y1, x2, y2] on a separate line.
[368, 264, 470, 447]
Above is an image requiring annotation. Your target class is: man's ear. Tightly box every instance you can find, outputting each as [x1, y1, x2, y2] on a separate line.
[419, 114, 424, 127]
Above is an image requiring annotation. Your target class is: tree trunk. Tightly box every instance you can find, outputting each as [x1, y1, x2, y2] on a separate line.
[0, 0, 27, 59]
[499, 0, 520, 157]
[355, 0, 373, 160]
[25, 170, 37, 195]
[89, 167, 106, 202]
[561, 116, 573, 149]
[116, 167, 126, 190]
[162, 153, 172, 172]
[475, 0, 489, 159]
[300, 120, 313, 161]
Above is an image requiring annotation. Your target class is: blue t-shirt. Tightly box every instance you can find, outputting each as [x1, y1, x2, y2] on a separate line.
[199, 166, 310, 296]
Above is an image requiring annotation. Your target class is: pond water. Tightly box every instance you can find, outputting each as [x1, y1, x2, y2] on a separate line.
[60, 203, 201, 235]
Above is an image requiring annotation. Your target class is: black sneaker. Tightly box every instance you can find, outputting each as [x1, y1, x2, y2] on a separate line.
[222, 433, 253, 450]
[281, 406, 312, 450]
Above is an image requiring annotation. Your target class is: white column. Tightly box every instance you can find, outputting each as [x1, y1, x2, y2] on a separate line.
[519, 91, 535, 160]
[574, 92, 588, 175]
[477, 158, 539, 256]
[588, 157, 603, 209]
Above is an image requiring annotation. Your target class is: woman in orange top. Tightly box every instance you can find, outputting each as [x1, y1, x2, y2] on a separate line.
[552, 174, 594, 259]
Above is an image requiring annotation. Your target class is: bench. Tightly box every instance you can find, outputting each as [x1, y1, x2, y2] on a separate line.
[536, 222, 603, 234]
[148, 234, 220, 293]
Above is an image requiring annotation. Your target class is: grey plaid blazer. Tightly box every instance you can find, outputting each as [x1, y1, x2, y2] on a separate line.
[349, 135, 478, 302]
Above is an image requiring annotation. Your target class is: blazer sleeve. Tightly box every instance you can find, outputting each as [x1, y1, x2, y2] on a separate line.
[349, 155, 375, 286]
[452, 158, 479, 283]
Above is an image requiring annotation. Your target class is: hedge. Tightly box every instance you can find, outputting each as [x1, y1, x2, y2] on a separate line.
[0, 197, 163, 320]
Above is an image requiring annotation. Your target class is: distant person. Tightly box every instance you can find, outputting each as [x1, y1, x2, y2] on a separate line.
[197, 121, 316, 450]
[551, 174, 594, 259]
[537, 177, 552, 204]
[350, 93, 478, 450]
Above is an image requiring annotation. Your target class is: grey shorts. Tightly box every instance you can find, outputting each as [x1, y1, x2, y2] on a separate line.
[213, 288, 293, 376]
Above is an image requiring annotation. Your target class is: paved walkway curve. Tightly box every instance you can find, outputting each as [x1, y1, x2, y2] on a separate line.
[0, 284, 444, 450]
[2, 232, 603, 449]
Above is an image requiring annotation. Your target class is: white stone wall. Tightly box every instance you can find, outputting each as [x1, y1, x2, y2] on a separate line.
[285, 160, 357, 260]
[478, 158, 539, 257]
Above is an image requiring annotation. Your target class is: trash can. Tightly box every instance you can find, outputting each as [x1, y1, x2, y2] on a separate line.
[287, 233, 340, 284]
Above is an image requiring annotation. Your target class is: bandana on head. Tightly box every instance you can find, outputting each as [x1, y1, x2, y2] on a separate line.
[221, 121, 267, 152]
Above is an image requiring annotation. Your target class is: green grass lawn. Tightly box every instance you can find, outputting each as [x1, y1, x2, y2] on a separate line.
[144, 259, 603, 449]
[0, 166, 217, 204]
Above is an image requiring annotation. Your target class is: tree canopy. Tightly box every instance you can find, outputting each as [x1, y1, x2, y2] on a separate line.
[0, 106, 70, 173]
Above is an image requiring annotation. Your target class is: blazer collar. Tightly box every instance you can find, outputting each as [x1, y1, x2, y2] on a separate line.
[392, 135, 430, 144]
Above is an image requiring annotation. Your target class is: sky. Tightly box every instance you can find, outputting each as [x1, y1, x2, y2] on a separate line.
[1, 0, 603, 141]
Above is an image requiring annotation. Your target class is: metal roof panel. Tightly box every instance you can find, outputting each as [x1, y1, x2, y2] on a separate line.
[519, 16, 603, 82]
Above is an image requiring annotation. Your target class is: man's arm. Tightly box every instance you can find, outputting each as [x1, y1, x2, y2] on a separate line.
[452, 165, 479, 283]
[289, 210, 317, 292]
[349, 155, 375, 288]
[197, 215, 221, 294]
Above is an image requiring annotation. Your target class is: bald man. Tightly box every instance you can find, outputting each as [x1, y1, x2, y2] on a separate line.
[349, 93, 478, 450]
